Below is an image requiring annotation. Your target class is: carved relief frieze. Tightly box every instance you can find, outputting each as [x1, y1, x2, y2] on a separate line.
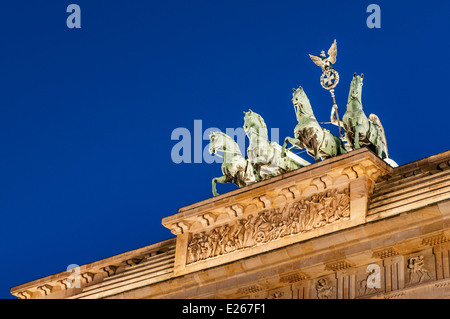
[358, 274, 381, 297]
[186, 187, 350, 264]
[407, 255, 432, 285]
[357, 262, 383, 298]
[315, 278, 335, 299]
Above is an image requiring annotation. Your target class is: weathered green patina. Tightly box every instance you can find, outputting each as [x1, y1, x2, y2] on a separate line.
[209, 131, 256, 197]
[243, 110, 302, 182]
[281, 86, 346, 162]
[208, 41, 396, 196]
[342, 73, 388, 159]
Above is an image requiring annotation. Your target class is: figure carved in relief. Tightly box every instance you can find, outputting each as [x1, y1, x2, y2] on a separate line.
[272, 221, 287, 240]
[234, 219, 246, 249]
[186, 187, 350, 264]
[218, 225, 231, 255]
[359, 267, 381, 297]
[209, 228, 219, 257]
[321, 190, 334, 223]
[198, 232, 207, 260]
[225, 238, 237, 253]
[243, 215, 255, 247]
[187, 233, 200, 264]
[299, 200, 309, 232]
[407, 256, 432, 284]
[253, 212, 273, 244]
[287, 217, 299, 235]
[316, 279, 334, 299]
[309, 194, 324, 228]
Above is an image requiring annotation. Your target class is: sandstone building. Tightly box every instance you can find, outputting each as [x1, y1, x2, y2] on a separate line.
[10, 148, 450, 299]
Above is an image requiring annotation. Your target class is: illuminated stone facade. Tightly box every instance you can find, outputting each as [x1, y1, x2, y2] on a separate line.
[11, 148, 450, 299]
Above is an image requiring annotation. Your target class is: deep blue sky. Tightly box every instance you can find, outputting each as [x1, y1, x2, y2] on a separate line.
[1, 1, 449, 299]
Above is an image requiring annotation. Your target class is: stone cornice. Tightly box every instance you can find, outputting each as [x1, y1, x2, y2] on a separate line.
[10, 238, 175, 299]
[115, 200, 450, 299]
[11, 149, 450, 299]
[162, 148, 392, 235]
[162, 148, 393, 276]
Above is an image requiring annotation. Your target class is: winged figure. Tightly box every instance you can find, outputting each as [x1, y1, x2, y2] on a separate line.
[368, 113, 388, 158]
[309, 39, 337, 71]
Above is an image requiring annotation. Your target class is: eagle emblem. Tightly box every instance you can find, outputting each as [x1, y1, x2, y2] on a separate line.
[309, 39, 337, 71]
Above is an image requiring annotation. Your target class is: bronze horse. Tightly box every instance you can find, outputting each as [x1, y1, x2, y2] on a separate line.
[281, 86, 346, 162]
[342, 74, 388, 159]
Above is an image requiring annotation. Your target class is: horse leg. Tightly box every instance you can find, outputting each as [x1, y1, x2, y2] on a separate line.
[252, 164, 263, 182]
[311, 131, 320, 162]
[212, 175, 230, 197]
[281, 136, 301, 157]
[353, 126, 362, 150]
[311, 145, 320, 163]
[281, 137, 289, 158]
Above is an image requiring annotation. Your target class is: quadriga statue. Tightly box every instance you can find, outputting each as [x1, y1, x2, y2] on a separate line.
[208, 131, 257, 197]
[243, 109, 302, 181]
[339, 73, 389, 159]
[281, 86, 346, 162]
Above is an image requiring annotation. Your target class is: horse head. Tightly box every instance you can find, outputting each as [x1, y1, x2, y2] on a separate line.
[209, 131, 222, 155]
[292, 86, 314, 119]
[209, 131, 242, 157]
[243, 109, 267, 135]
[348, 73, 364, 104]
